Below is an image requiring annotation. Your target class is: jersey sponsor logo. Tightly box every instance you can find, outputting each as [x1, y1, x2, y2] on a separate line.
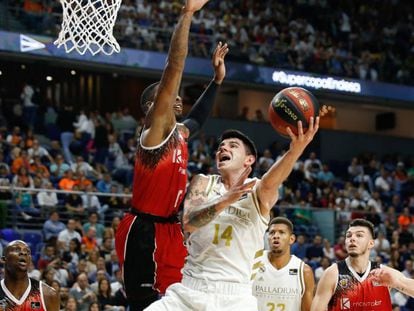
[31, 301, 41, 309]
[172, 149, 182, 164]
[340, 298, 350, 310]
[289, 269, 298, 275]
[226, 205, 250, 223]
[254, 285, 300, 295]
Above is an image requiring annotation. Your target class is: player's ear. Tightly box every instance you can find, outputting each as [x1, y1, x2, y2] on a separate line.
[290, 233, 296, 245]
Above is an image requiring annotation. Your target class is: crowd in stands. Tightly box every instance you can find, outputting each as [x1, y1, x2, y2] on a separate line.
[3, 0, 413, 85]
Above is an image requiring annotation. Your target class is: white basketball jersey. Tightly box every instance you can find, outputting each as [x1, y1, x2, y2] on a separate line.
[252, 253, 305, 311]
[183, 175, 268, 283]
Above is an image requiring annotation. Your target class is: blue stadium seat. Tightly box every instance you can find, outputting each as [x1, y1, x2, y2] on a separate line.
[0, 228, 21, 242]
[22, 231, 43, 254]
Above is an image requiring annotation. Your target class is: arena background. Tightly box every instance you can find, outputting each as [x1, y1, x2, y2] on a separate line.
[0, 0, 413, 309]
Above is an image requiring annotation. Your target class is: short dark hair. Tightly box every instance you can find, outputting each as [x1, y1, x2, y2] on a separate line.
[268, 216, 294, 233]
[140, 82, 160, 114]
[219, 130, 257, 164]
[349, 218, 375, 239]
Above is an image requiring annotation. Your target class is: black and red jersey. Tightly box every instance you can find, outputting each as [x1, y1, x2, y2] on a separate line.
[0, 278, 47, 311]
[131, 127, 188, 217]
[328, 260, 392, 311]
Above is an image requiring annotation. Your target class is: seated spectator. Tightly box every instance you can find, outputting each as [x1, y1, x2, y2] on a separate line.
[59, 286, 70, 311]
[36, 181, 58, 216]
[81, 185, 107, 221]
[90, 269, 110, 294]
[291, 234, 308, 260]
[64, 296, 78, 311]
[62, 237, 82, 270]
[49, 154, 70, 181]
[28, 139, 53, 163]
[317, 163, 335, 186]
[12, 167, 34, 188]
[96, 173, 113, 193]
[97, 278, 125, 311]
[397, 207, 413, 230]
[6, 126, 23, 147]
[58, 218, 82, 251]
[69, 273, 97, 311]
[82, 227, 98, 254]
[14, 187, 40, 220]
[334, 236, 347, 260]
[314, 257, 331, 283]
[43, 210, 66, 241]
[64, 185, 85, 218]
[11, 149, 32, 176]
[71, 156, 99, 180]
[58, 169, 76, 190]
[75, 171, 93, 191]
[306, 234, 324, 265]
[322, 238, 335, 261]
[30, 155, 50, 182]
[83, 212, 105, 242]
[37, 244, 60, 272]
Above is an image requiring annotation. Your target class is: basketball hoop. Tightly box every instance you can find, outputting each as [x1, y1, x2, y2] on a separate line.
[54, 0, 122, 55]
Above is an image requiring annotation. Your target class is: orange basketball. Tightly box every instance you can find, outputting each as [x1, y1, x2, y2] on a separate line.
[268, 87, 319, 138]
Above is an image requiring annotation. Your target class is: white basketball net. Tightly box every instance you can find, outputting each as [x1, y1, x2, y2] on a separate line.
[54, 0, 122, 55]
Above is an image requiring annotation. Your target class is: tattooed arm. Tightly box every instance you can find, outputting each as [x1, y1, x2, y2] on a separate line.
[183, 169, 256, 234]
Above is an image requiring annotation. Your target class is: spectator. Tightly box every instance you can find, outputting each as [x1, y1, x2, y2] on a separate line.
[83, 212, 105, 242]
[97, 278, 125, 311]
[62, 237, 82, 270]
[82, 227, 99, 254]
[333, 236, 347, 261]
[43, 210, 66, 241]
[314, 256, 331, 283]
[64, 185, 85, 217]
[36, 181, 58, 216]
[58, 169, 76, 191]
[28, 139, 53, 163]
[69, 272, 97, 311]
[37, 244, 59, 271]
[291, 234, 308, 260]
[58, 218, 82, 251]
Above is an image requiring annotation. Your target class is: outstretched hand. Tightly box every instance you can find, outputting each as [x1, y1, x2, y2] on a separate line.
[221, 166, 255, 207]
[286, 116, 320, 155]
[212, 42, 229, 84]
[184, 0, 209, 13]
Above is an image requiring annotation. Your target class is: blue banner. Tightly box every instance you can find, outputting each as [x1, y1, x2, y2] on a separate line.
[1, 30, 413, 103]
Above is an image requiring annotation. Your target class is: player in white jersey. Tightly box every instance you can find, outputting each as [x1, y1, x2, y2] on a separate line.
[146, 117, 319, 311]
[252, 217, 315, 311]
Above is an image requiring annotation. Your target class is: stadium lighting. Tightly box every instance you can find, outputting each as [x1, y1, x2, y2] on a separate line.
[46, 76, 53, 81]
[0, 70, 2, 76]
[70, 70, 76, 75]
[21, 64, 26, 70]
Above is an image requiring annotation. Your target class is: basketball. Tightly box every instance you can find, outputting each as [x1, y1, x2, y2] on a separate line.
[268, 87, 319, 138]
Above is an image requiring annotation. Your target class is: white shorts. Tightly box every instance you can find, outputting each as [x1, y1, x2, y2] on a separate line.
[144, 276, 258, 311]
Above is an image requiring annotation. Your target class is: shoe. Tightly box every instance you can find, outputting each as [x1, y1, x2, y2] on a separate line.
[22, 213, 32, 221]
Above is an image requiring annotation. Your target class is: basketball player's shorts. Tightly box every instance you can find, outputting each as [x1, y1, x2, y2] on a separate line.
[144, 276, 258, 311]
[115, 211, 187, 301]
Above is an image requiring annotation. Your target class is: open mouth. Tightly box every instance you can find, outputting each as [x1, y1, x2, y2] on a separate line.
[18, 258, 27, 267]
[219, 154, 231, 163]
